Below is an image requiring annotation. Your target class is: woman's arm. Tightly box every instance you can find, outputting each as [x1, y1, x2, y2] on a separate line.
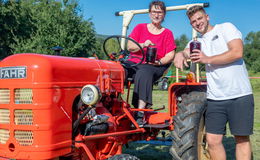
[157, 50, 176, 65]
[127, 39, 154, 52]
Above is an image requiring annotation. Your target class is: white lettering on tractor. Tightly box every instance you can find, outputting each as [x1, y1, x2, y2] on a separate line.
[10, 69, 17, 78]
[0, 67, 27, 79]
[4, 70, 10, 78]
[18, 69, 25, 78]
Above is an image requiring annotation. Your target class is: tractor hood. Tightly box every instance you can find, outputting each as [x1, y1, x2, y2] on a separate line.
[0, 53, 125, 93]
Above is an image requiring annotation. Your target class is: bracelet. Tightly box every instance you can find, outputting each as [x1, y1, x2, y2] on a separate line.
[158, 60, 162, 65]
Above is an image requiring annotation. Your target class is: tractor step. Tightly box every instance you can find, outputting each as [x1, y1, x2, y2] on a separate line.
[143, 123, 170, 129]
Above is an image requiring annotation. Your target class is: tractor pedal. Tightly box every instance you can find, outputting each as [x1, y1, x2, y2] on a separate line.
[143, 123, 170, 129]
[153, 105, 165, 111]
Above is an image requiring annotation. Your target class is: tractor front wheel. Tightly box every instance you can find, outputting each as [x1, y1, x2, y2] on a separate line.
[107, 154, 140, 160]
[170, 91, 210, 160]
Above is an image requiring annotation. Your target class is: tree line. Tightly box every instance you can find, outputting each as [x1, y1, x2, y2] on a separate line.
[0, 0, 259, 72]
[0, 0, 98, 59]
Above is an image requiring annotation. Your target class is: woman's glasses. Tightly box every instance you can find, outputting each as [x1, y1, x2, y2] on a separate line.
[150, 10, 164, 16]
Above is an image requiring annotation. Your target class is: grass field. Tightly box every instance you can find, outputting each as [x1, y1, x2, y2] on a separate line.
[122, 84, 260, 160]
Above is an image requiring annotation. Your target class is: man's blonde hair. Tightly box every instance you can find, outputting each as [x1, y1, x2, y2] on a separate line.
[186, 5, 206, 18]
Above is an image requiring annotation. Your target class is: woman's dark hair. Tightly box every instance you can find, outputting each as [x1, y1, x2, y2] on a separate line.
[186, 5, 206, 18]
[149, 1, 166, 15]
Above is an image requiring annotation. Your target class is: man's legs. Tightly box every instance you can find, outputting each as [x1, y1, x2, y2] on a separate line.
[228, 95, 254, 160]
[206, 99, 230, 160]
[235, 135, 252, 160]
[206, 133, 226, 160]
[206, 134, 252, 160]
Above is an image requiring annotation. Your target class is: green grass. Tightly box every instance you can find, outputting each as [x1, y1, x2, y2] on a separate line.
[122, 85, 260, 160]
[251, 90, 260, 159]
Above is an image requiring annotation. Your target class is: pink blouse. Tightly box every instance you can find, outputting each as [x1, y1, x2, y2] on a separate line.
[128, 23, 176, 63]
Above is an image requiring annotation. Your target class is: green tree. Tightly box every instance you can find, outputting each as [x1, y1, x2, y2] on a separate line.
[244, 31, 260, 72]
[0, 0, 35, 59]
[0, 0, 98, 58]
[175, 34, 189, 52]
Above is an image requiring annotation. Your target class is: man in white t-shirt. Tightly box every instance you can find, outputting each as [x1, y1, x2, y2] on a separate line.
[174, 6, 254, 160]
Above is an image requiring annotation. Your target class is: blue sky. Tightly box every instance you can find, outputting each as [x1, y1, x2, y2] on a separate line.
[79, 0, 260, 39]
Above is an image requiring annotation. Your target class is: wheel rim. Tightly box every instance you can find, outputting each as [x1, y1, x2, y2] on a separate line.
[197, 115, 210, 160]
[162, 81, 168, 90]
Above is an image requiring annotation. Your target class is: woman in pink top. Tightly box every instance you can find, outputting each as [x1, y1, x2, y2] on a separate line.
[124, 0, 176, 126]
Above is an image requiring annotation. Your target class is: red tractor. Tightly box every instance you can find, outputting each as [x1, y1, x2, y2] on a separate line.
[0, 3, 209, 160]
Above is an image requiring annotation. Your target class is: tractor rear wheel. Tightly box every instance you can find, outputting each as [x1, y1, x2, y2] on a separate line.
[170, 91, 210, 160]
[107, 154, 140, 160]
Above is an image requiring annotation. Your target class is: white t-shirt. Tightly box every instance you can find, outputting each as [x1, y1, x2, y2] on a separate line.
[187, 22, 252, 100]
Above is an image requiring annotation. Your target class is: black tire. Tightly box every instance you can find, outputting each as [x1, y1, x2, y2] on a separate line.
[161, 78, 168, 90]
[107, 154, 140, 160]
[157, 77, 168, 90]
[170, 91, 210, 160]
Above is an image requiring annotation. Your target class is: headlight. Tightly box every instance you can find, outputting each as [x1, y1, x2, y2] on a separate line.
[81, 85, 101, 105]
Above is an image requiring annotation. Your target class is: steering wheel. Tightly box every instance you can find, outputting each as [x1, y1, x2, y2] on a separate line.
[103, 35, 145, 67]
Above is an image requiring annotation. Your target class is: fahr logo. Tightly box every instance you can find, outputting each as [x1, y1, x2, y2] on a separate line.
[0, 66, 27, 79]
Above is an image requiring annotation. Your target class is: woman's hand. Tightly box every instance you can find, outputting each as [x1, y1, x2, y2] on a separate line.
[142, 40, 155, 48]
[146, 60, 161, 65]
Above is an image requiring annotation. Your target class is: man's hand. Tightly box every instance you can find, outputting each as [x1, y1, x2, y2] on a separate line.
[190, 49, 210, 64]
[173, 51, 189, 70]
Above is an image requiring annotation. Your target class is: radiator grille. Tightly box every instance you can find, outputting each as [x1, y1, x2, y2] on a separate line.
[14, 110, 33, 125]
[14, 89, 33, 104]
[0, 89, 10, 104]
[14, 130, 33, 146]
[0, 109, 10, 124]
[0, 129, 10, 144]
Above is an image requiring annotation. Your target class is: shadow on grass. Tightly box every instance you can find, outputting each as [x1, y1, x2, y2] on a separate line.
[123, 142, 171, 160]
[123, 136, 237, 160]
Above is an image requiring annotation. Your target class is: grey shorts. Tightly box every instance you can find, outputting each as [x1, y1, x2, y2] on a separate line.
[205, 94, 254, 136]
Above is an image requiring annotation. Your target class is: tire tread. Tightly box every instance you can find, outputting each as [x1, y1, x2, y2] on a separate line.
[170, 91, 207, 160]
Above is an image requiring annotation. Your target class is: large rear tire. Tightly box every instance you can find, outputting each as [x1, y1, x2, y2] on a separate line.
[170, 91, 210, 160]
[107, 154, 140, 160]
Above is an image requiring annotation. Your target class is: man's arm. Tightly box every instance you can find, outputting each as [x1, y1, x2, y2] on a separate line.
[191, 39, 243, 64]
